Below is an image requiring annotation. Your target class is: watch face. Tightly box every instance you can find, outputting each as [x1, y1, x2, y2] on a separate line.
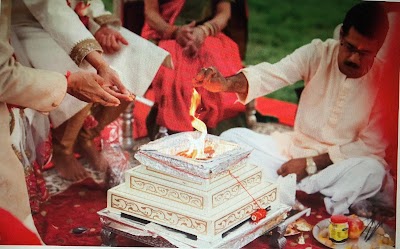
[306, 157, 317, 175]
[306, 165, 317, 175]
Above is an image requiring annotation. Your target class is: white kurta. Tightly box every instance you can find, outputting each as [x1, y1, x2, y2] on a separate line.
[221, 39, 391, 215]
[11, 0, 171, 127]
[240, 39, 387, 166]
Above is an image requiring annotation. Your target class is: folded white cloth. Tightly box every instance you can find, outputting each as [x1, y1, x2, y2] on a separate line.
[105, 27, 172, 97]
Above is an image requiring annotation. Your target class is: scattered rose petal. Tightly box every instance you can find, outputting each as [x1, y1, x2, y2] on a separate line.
[40, 211, 47, 217]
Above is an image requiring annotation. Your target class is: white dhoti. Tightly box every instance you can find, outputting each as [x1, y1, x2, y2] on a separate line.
[220, 127, 390, 215]
[12, 25, 171, 128]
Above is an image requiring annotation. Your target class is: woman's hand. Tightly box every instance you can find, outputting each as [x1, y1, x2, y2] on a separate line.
[94, 26, 128, 54]
[96, 64, 135, 101]
[183, 26, 206, 58]
[67, 71, 120, 106]
[175, 21, 195, 48]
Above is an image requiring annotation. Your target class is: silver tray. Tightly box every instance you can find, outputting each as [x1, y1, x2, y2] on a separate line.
[134, 131, 252, 182]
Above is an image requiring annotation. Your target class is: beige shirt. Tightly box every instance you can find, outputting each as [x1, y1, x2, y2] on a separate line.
[240, 39, 387, 166]
[0, 0, 66, 233]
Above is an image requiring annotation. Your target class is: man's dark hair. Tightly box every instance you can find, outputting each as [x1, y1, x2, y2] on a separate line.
[342, 1, 389, 48]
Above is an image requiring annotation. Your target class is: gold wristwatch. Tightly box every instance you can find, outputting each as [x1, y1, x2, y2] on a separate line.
[305, 157, 317, 175]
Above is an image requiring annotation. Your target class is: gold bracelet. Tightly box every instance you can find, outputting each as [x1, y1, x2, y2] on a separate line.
[203, 22, 215, 36]
[198, 25, 210, 37]
[210, 22, 220, 34]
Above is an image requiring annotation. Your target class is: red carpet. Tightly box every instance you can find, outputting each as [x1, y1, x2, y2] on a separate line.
[255, 97, 297, 127]
[34, 177, 394, 248]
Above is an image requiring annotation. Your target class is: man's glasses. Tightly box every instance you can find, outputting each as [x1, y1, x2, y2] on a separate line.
[340, 39, 376, 60]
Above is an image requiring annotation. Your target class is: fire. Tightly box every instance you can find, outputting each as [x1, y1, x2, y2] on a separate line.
[190, 89, 207, 133]
[186, 89, 207, 159]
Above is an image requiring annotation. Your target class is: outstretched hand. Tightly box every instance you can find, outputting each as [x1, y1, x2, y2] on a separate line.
[277, 158, 308, 182]
[67, 71, 120, 106]
[96, 64, 135, 102]
[95, 26, 128, 54]
[192, 66, 227, 92]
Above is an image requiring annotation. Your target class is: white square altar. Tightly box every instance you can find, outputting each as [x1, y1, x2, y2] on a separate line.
[105, 132, 290, 248]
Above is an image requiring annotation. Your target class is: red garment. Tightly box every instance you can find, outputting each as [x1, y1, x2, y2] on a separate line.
[8, 107, 50, 213]
[141, 0, 246, 132]
[26, 161, 50, 213]
[0, 208, 41, 245]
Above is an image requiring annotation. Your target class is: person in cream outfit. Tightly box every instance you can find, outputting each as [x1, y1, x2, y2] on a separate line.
[1, 0, 131, 241]
[11, 0, 171, 181]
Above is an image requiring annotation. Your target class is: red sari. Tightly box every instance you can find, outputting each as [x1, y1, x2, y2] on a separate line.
[141, 0, 246, 132]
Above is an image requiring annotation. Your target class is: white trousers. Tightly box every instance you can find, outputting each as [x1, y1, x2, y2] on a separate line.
[221, 128, 389, 215]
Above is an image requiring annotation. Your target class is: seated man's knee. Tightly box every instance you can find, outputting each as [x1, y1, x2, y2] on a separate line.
[358, 157, 385, 176]
[350, 157, 386, 186]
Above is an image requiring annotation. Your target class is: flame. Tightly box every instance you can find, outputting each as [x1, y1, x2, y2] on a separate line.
[188, 89, 207, 158]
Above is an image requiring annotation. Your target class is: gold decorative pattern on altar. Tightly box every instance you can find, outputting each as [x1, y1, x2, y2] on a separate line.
[129, 176, 204, 209]
[145, 166, 202, 185]
[213, 188, 278, 235]
[209, 159, 248, 184]
[111, 194, 208, 235]
[212, 171, 263, 208]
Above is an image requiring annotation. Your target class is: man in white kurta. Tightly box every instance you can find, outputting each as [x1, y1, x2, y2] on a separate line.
[193, 2, 394, 215]
[11, 0, 171, 181]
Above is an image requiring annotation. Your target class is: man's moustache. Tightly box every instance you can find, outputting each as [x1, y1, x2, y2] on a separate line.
[344, 61, 360, 69]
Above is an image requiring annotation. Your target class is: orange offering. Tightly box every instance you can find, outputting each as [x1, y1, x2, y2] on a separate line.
[348, 214, 365, 239]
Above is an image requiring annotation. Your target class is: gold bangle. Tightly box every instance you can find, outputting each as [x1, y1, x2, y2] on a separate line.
[198, 25, 210, 37]
[210, 22, 220, 34]
[203, 22, 215, 36]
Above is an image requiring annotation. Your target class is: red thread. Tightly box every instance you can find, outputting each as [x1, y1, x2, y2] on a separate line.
[228, 170, 267, 222]
[228, 170, 262, 209]
[65, 70, 71, 81]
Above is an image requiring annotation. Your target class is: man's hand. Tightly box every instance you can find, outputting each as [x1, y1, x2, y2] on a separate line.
[94, 26, 128, 54]
[192, 66, 227, 92]
[277, 158, 308, 182]
[67, 71, 120, 106]
[96, 64, 135, 101]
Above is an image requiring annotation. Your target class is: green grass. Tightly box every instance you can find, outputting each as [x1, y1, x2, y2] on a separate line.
[103, 0, 358, 103]
[245, 0, 358, 103]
